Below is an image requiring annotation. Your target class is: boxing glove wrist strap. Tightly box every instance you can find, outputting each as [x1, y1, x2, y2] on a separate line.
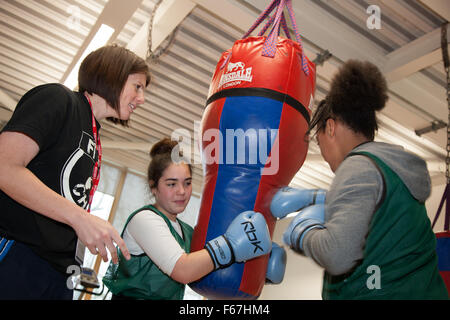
[292, 222, 325, 254]
[205, 235, 235, 270]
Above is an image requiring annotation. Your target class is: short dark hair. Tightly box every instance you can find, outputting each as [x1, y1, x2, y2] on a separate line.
[78, 44, 151, 126]
[308, 60, 388, 140]
[147, 138, 192, 189]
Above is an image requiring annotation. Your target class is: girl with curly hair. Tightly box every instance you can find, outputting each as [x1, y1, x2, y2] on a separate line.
[282, 60, 448, 299]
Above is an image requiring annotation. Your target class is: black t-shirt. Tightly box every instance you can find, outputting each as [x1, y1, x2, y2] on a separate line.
[0, 83, 100, 274]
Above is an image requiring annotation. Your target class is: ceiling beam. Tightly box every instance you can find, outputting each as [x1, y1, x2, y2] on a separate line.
[127, 0, 196, 59]
[191, 0, 255, 33]
[60, 0, 144, 83]
[419, 0, 450, 22]
[384, 24, 450, 82]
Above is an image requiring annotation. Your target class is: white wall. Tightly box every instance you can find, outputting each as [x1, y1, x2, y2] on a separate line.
[259, 217, 323, 300]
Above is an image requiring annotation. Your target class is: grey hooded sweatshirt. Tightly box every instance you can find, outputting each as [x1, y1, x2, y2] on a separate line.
[303, 141, 432, 276]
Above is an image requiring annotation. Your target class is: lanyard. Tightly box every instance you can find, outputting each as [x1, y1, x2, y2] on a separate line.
[85, 95, 102, 212]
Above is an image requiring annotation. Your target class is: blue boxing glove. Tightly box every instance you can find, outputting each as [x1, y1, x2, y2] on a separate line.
[265, 242, 287, 284]
[270, 186, 326, 219]
[283, 204, 325, 254]
[205, 211, 272, 270]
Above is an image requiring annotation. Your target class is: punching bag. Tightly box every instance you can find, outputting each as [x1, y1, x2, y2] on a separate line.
[190, 0, 316, 299]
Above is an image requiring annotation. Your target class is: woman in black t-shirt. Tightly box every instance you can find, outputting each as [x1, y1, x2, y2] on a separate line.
[0, 45, 150, 299]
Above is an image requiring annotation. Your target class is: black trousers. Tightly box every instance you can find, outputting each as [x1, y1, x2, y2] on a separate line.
[0, 238, 73, 300]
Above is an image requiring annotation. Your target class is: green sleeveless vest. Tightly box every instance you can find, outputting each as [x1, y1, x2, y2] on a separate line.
[103, 205, 193, 300]
[322, 152, 448, 300]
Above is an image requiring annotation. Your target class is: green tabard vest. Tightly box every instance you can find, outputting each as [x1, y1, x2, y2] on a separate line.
[322, 152, 448, 300]
[103, 205, 193, 300]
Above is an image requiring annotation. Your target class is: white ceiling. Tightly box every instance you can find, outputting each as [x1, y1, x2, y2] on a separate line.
[0, 0, 449, 196]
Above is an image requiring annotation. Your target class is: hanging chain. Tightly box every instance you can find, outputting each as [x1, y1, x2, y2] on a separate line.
[146, 0, 178, 63]
[147, 0, 163, 61]
[442, 23, 450, 184]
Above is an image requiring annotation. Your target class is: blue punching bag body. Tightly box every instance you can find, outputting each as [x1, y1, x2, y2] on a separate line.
[190, 0, 316, 299]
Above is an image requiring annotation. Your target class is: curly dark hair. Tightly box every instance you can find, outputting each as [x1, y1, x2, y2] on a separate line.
[308, 60, 388, 140]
